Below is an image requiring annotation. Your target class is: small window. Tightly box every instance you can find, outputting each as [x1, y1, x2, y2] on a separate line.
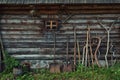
[45, 20, 58, 30]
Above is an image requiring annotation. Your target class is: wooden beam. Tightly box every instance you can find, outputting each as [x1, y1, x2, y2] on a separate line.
[0, 4, 120, 15]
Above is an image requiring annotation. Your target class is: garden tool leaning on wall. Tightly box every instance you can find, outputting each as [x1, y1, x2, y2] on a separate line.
[88, 28, 94, 67]
[49, 31, 62, 73]
[97, 17, 120, 68]
[73, 27, 77, 71]
[63, 36, 73, 72]
[77, 40, 81, 64]
[82, 27, 93, 67]
[85, 27, 89, 67]
[82, 26, 101, 67]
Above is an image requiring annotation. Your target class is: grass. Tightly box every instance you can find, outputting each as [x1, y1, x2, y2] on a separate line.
[0, 63, 120, 80]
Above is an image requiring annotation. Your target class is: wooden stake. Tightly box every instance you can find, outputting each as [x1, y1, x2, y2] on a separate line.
[77, 40, 81, 64]
[85, 31, 89, 67]
[66, 36, 69, 65]
[82, 46, 86, 65]
[53, 32, 56, 63]
[74, 28, 77, 66]
[88, 27, 92, 67]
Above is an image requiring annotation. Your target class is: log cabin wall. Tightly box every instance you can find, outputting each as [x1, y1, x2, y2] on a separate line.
[0, 4, 120, 68]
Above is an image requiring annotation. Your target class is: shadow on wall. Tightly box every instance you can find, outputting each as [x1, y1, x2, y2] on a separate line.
[119, 25, 120, 39]
[118, 17, 120, 38]
[0, 15, 5, 72]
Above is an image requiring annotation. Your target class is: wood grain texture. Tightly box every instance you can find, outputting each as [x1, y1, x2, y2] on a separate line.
[0, 12, 120, 65]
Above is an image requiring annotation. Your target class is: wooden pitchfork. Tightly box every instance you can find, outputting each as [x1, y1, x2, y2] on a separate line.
[97, 17, 120, 68]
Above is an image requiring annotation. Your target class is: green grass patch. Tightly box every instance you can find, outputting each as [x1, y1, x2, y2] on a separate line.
[0, 63, 120, 80]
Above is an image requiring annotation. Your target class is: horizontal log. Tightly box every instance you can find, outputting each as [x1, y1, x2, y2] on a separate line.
[3, 41, 120, 48]
[1, 32, 119, 36]
[0, 4, 120, 10]
[1, 34, 119, 39]
[4, 44, 120, 49]
[1, 31, 119, 35]
[10, 54, 120, 60]
[0, 27, 120, 32]
[1, 15, 119, 20]
[1, 9, 120, 15]
[8, 48, 120, 55]
[2, 36, 119, 40]
[1, 9, 120, 12]
[2, 37, 120, 42]
[0, 21, 119, 25]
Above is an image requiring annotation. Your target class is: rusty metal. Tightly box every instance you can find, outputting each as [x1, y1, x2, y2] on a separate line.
[62, 36, 73, 72]
[49, 63, 62, 73]
[49, 32, 61, 73]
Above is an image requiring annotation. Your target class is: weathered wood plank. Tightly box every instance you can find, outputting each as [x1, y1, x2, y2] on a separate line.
[0, 13, 119, 64]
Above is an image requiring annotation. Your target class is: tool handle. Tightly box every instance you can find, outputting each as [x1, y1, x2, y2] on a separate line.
[66, 36, 69, 61]
[77, 40, 81, 64]
[53, 32, 56, 62]
[74, 28, 77, 66]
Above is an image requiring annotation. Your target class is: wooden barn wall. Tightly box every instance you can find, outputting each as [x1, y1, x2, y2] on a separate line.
[0, 14, 120, 68]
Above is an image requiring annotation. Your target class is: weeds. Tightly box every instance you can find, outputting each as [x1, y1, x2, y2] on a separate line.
[0, 54, 120, 80]
[3, 51, 20, 73]
[0, 64, 120, 80]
